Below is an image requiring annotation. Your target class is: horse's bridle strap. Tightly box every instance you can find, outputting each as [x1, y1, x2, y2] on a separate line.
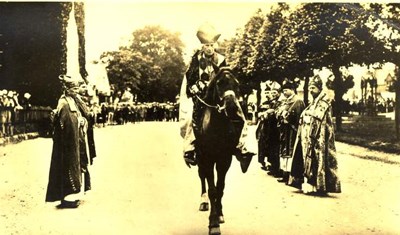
[195, 95, 225, 113]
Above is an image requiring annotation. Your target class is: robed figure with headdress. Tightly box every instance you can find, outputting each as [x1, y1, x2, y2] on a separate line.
[290, 75, 341, 194]
[46, 75, 93, 208]
[276, 79, 305, 184]
[256, 81, 282, 175]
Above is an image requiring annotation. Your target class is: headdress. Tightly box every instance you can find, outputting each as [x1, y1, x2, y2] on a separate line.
[309, 75, 323, 90]
[281, 79, 296, 90]
[196, 22, 221, 44]
[265, 81, 281, 91]
[59, 74, 83, 89]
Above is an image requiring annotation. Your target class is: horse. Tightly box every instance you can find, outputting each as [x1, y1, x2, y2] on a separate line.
[194, 67, 245, 235]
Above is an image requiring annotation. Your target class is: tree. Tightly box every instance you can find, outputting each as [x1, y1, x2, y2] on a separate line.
[276, 3, 387, 130]
[250, 3, 296, 106]
[365, 3, 400, 139]
[102, 25, 185, 102]
[229, 8, 265, 96]
[225, 3, 392, 131]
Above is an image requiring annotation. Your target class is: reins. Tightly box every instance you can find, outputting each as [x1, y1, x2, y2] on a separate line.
[195, 94, 226, 113]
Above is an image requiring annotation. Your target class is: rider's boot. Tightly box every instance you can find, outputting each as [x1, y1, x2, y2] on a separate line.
[184, 150, 197, 167]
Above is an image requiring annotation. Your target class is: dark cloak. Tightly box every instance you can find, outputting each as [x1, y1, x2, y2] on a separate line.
[45, 96, 84, 202]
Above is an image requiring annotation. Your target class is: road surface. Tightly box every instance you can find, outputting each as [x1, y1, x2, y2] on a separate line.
[0, 122, 399, 235]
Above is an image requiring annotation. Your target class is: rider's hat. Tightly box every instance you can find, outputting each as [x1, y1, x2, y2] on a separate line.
[196, 22, 221, 44]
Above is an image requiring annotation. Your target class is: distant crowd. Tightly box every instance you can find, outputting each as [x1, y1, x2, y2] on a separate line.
[94, 101, 179, 126]
[0, 89, 32, 137]
[0, 86, 179, 138]
[340, 96, 395, 116]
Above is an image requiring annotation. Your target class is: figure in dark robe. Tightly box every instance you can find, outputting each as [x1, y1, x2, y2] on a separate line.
[276, 79, 305, 184]
[45, 75, 92, 208]
[256, 81, 282, 176]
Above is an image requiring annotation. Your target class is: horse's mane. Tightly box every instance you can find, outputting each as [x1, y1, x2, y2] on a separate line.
[203, 67, 238, 104]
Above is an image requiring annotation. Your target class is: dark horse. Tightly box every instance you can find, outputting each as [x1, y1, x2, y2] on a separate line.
[194, 67, 244, 235]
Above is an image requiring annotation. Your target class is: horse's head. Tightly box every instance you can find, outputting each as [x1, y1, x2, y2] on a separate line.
[205, 67, 241, 118]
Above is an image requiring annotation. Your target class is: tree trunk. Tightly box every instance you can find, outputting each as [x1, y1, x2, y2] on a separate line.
[74, 2, 88, 81]
[393, 64, 400, 140]
[396, 87, 400, 140]
[394, 66, 400, 140]
[303, 76, 309, 106]
[332, 65, 343, 132]
[255, 85, 261, 123]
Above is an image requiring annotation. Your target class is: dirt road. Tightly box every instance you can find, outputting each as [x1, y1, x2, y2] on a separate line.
[0, 122, 399, 234]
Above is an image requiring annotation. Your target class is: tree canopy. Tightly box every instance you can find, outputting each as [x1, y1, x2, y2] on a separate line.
[225, 3, 397, 130]
[101, 25, 185, 102]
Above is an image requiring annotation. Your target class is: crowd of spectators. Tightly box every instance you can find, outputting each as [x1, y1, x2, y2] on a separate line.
[94, 101, 179, 126]
[339, 96, 395, 116]
[0, 85, 180, 139]
[0, 89, 33, 137]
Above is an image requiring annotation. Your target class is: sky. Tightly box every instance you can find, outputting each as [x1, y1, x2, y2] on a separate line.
[81, 0, 396, 99]
[84, 1, 270, 62]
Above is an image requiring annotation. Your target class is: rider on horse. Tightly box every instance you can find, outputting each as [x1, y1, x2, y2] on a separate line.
[179, 22, 255, 172]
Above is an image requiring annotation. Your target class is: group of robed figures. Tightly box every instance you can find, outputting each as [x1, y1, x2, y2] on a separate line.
[257, 76, 341, 195]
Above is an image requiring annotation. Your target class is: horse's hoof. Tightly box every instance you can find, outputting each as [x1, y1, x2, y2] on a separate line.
[209, 226, 221, 235]
[199, 202, 209, 211]
[218, 215, 225, 224]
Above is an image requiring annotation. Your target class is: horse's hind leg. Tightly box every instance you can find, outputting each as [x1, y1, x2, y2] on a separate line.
[198, 167, 209, 211]
[215, 155, 233, 224]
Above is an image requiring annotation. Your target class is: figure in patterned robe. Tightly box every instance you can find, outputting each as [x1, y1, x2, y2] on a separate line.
[291, 76, 341, 194]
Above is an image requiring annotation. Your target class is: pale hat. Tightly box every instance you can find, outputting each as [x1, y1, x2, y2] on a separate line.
[24, 93, 31, 99]
[196, 22, 221, 44]
[59, 74, 83, 89]
[266, 81, 281, 91]
[7, 90, 13, 98]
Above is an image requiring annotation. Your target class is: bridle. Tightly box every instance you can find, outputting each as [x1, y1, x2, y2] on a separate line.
[195, 94, 226, 113]
[195, 90, 237, 114]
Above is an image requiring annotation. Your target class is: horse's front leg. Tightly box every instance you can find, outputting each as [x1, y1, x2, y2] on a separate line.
[199, 166, 209, 211]
[216, 154, 232, 224]
[204, 163, 220, 235]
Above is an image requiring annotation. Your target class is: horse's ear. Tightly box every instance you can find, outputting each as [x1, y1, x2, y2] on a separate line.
[214, 66, 232, 78]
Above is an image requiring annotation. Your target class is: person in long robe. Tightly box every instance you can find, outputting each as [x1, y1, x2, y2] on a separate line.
[256, 90, 272, 171]
[291, 75, 341, 195]
[74, 83, 97, 191]
[45, 75, 90, 208]
[257, 81, 282, 177]
[276, 79, 305, 184]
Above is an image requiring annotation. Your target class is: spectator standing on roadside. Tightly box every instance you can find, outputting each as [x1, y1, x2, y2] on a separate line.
[276, 79, 305, 185]
[46, 75, 92, 208]
[291, 75, 341, 195]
